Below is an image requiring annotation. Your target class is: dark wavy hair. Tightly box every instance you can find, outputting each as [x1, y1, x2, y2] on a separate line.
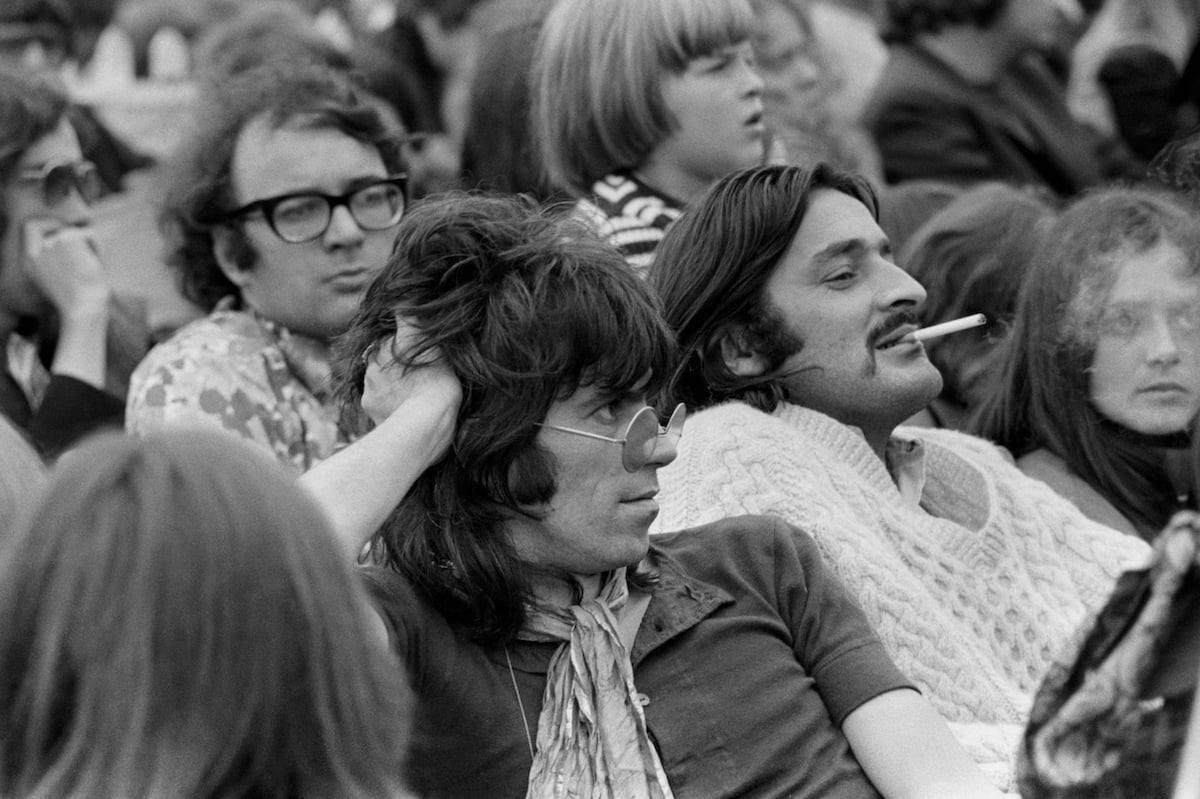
[334, 193, 676, 646]
[879, 0, 1010, 44]
[649, 163, 878, 414]
[0, 66, 69, 248]
[971, 185, 1200, 538]
[160, 62, 406, 312]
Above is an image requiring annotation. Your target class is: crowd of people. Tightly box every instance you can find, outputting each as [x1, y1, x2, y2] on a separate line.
[2, 0, 1200, 797]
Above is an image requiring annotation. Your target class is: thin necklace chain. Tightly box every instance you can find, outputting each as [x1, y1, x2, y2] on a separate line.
[505, 647, 536, 759]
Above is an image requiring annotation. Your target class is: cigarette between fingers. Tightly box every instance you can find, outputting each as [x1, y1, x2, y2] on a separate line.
[908, 313, 987, 342]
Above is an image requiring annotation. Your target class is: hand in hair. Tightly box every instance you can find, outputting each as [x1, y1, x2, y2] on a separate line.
[302, 315, 461, 561]
[361, 314, 462, 432]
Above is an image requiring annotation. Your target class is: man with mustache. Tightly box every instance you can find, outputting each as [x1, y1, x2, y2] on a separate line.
[646, 163, 1149, 790]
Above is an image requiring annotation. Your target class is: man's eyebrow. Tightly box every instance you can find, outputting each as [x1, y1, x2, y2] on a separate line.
[806, 235, 892, 266]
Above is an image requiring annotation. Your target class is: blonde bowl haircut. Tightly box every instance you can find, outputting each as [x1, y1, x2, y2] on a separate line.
[532, 0, 756, 197]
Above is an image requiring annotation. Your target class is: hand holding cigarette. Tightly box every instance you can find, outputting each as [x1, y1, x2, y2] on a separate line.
[904, 313, 987, 343]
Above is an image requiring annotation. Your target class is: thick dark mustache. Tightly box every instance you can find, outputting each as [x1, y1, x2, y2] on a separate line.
[869, 310, 921, 348]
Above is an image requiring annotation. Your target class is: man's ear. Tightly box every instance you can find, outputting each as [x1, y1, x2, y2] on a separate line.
[717, 324, 770, 378]
[212, 225, 252, 289]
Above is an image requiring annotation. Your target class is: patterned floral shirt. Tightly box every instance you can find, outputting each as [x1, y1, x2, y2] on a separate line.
[126, 298, 346, 474]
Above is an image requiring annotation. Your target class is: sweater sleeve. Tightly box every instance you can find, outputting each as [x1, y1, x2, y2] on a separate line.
[28, 373, 124, 457]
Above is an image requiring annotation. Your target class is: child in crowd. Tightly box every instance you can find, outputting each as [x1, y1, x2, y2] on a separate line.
[531, 0, 767, 273]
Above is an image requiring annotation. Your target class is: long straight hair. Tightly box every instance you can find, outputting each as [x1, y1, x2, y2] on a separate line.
[0, 430, 413, 798]
[971, 186, 1200, 538]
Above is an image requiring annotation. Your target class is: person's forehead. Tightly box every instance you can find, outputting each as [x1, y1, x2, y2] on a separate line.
[756, 2, 812, 50]
[228, 115, 387, 202]
[781, 189, 885, 271]
[555, 375, 651, 409]
[1106, 240, 1199, 302]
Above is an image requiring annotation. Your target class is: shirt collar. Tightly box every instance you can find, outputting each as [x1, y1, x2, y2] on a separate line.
[885, 433, 928, 509]
[220, 296, 335, 400]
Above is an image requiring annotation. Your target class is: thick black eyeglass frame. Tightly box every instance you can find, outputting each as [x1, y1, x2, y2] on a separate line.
[218, 174, 408, 243]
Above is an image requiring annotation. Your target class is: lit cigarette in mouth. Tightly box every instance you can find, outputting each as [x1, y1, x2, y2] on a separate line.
[906, 313, 987, 343]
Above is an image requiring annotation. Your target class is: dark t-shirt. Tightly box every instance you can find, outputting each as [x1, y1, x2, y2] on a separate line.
[364, 515, 913, 798]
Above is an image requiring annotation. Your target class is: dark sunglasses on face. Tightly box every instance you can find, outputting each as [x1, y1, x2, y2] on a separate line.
[16, 160, 102, 206]
[220, 175, 408, 244]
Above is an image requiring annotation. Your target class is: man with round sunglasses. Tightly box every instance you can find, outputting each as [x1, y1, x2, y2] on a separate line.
[0, 65, 130, 456]
[297, 193, 1004, 798]
[126, 62, 409, 473]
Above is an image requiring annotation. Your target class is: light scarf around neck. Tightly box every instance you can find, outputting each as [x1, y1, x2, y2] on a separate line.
[518, 568, 674, 799]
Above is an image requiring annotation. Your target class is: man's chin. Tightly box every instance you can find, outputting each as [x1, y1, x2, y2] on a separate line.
[903, 367, 945, 416]
[879, 362, 944, 421]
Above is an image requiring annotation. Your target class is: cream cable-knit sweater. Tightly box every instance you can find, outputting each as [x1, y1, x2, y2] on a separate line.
[654, 401, 1150, 787]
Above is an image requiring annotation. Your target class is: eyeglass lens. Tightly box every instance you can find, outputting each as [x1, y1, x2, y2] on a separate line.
[271, 182, 405, 242]
[35, 162, 102, 206]
[621, 403, 686, 472]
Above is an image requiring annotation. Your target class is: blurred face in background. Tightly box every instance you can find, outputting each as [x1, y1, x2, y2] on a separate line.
[0, 117, 92, 321]
[751, 0, 836, 130]
[0, 12, 70, 70]
[1087, 241, 1200, 434]
[994, 0, 1083, 55]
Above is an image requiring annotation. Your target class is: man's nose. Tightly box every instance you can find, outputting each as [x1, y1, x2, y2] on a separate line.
[879, 258, 927, 309]
[322, 204, 365, 248]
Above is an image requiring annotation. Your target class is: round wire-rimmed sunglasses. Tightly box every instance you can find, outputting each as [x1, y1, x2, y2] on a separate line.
[537, 403, 687, 472]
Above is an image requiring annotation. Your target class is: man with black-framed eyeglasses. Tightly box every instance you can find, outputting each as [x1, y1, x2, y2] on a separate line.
[127, 62, 410, 474]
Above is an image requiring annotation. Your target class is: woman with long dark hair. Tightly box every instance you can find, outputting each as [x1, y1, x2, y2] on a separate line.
[972, 185, 1200, 539]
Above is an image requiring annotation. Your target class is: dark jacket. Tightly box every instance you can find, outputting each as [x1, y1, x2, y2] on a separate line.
[863, 45, 1128, 196]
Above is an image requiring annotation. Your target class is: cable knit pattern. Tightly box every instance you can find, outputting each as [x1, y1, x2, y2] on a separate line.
[654, 401, 1150, 789]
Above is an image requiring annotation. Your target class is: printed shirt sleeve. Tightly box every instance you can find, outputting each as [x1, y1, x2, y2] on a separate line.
[125, 326, 335, 474]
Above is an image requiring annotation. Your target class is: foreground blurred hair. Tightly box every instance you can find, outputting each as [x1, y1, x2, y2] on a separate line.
[0, 429, 412, 798]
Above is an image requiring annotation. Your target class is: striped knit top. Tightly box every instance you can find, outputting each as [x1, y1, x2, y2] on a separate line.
[575, 171, 683, 276]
